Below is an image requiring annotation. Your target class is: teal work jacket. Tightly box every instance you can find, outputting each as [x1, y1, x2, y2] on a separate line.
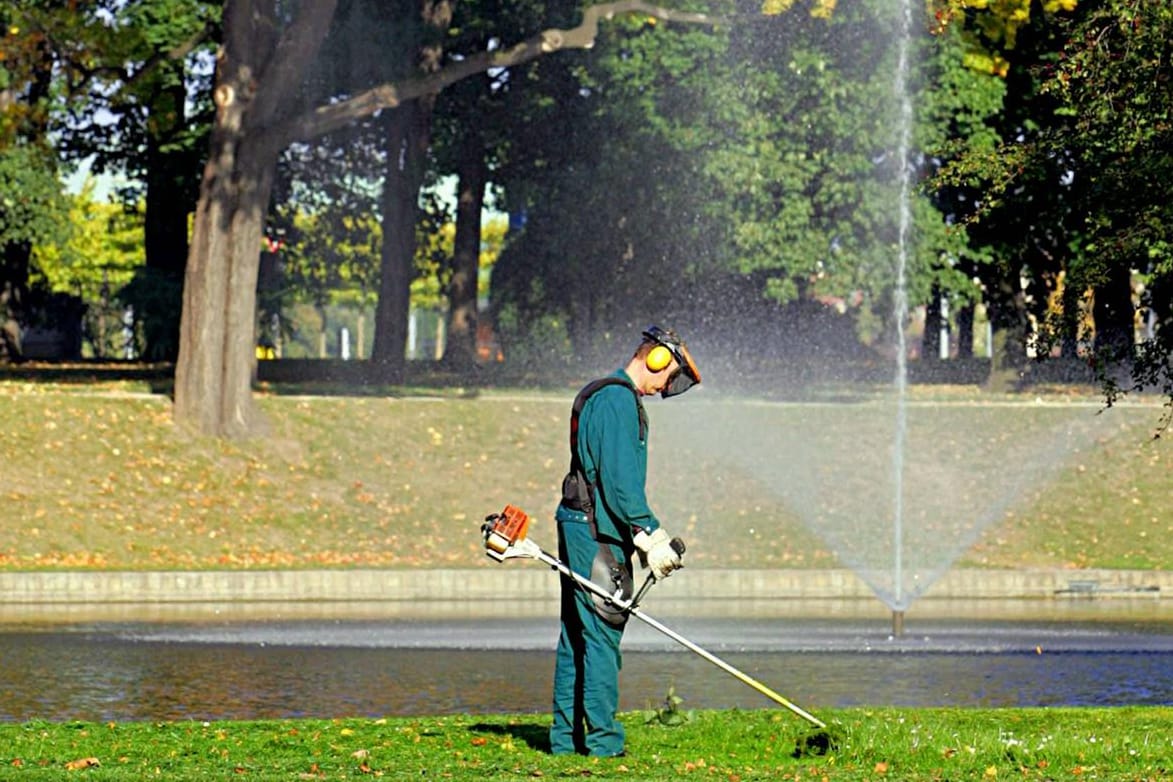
[555, 369, 661, 543]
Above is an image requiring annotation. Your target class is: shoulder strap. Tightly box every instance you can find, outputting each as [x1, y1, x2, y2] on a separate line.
[570, 377, 646, 461]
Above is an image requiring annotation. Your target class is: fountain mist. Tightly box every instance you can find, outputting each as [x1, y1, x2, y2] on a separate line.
[890, 0, 915, 621]
[644, 0, 1149, 626]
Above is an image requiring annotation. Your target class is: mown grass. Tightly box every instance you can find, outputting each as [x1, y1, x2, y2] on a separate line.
[1, 379, 1170, 571]
[1, 707, 1169, 780]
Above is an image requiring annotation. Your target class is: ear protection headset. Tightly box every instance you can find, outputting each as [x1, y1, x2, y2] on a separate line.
[646, 344, 674, 372]
[640, 325, 702, 398]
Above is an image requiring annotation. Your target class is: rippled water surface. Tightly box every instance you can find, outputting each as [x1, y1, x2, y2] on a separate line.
[1, 609, 1170, 722]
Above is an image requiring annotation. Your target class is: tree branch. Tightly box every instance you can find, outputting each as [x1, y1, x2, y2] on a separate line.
[250, 0, 341, 127]
[272, 0, 725, 148]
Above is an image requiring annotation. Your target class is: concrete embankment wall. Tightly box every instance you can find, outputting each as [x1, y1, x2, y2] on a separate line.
[1, 568, 1167, 618]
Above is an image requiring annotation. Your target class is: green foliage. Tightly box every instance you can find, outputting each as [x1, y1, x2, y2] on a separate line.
[31, 182, 144, 298]
[31, 182, 145, 357]
[932, 0, 1081, 76]
[270, 133, 511, 346]
[644, 684, 694, 727]
[491, 13, 741, 354]
[489, 0, 984, 362]
[57, 0, 218, 191]
[0, 145, 68, 249]
[1046, 1, 1173, 277]
[936, 0, 1172, 402]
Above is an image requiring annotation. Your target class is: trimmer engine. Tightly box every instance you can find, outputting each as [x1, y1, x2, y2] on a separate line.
[482, 504, 532, 560]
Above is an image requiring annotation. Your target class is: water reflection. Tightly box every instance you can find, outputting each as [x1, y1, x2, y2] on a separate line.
[1, 609, 1170, 722]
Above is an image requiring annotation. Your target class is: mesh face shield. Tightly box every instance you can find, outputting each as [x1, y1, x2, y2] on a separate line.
[642, 326, 701, 398]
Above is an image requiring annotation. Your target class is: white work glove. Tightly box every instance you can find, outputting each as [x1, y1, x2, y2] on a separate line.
[633, 528, 682, 579]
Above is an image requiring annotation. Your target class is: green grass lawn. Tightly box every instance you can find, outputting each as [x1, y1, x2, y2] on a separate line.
[1, 379, 1170, 571]
[1, 707, 1169, 780]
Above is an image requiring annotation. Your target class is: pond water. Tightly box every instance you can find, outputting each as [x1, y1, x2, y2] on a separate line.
[1, 606, 1170, 722]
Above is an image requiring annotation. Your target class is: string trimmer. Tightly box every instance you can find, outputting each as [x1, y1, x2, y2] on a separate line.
[481, 505, 835, 752]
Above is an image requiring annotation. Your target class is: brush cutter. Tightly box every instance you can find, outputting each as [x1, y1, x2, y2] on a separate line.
[481, 505, 827, 731]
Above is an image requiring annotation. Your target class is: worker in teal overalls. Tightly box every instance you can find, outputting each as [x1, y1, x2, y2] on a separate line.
[550, 325, 702, 757]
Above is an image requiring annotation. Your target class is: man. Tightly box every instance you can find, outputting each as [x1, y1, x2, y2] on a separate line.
[550, 325, 702, 757]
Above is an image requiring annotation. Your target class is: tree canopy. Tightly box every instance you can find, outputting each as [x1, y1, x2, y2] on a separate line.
[4, 0, 1172, 430]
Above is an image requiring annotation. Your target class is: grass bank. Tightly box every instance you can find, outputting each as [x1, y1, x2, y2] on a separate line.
[1, 379, 1170, 571]
[1, 707, 1169, 780]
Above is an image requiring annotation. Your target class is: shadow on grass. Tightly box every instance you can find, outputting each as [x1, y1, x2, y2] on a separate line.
[0, 360, 175, 394]
[468, 721, 551, 753]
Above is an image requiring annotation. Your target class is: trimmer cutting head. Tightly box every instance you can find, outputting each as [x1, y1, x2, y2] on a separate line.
[793, 727, 840, 758]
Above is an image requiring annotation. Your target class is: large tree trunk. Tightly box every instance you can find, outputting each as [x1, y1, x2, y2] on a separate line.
[369, 0, 451, 382]
[443, 145, 487, 370]
[172, 0, 320, 437]
[370, 102, 432, 383]
[174, 129, 277, 437]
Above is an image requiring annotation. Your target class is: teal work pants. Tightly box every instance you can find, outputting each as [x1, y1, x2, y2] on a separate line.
[549, 515, 629, 757]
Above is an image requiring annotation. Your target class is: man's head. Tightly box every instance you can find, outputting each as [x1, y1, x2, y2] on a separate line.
[627, 325, 701, 398]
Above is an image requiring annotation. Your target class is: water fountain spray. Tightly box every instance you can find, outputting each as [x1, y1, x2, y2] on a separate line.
[889, 0, 916, 636]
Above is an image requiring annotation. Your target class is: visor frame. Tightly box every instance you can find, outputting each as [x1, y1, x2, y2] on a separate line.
[641, 325, 701, 398]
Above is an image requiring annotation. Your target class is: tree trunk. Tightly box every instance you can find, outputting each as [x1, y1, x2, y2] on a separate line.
[140, 63, 193, 362]
[1059, 273, 1082, 358]
[370, 102, 433, 383]
[956, 301, 974, 359]
[984, 263, 1031, 392]
[1093, 262, 1134, 357]
[0, 241, 31, 361]
[174, 107, 278, 437]
[443, 146, 487, 370]
[922, 283, 942, 361]
[173, 0, 336, 436]
[368, 0, 451, 382]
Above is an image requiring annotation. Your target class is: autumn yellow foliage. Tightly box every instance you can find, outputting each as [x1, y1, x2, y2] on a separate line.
[761, 0, 837, 19]
[929, 0, 1080, 76]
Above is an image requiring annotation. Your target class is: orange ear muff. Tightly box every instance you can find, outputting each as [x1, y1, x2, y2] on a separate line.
[646, 345, 673, 372]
